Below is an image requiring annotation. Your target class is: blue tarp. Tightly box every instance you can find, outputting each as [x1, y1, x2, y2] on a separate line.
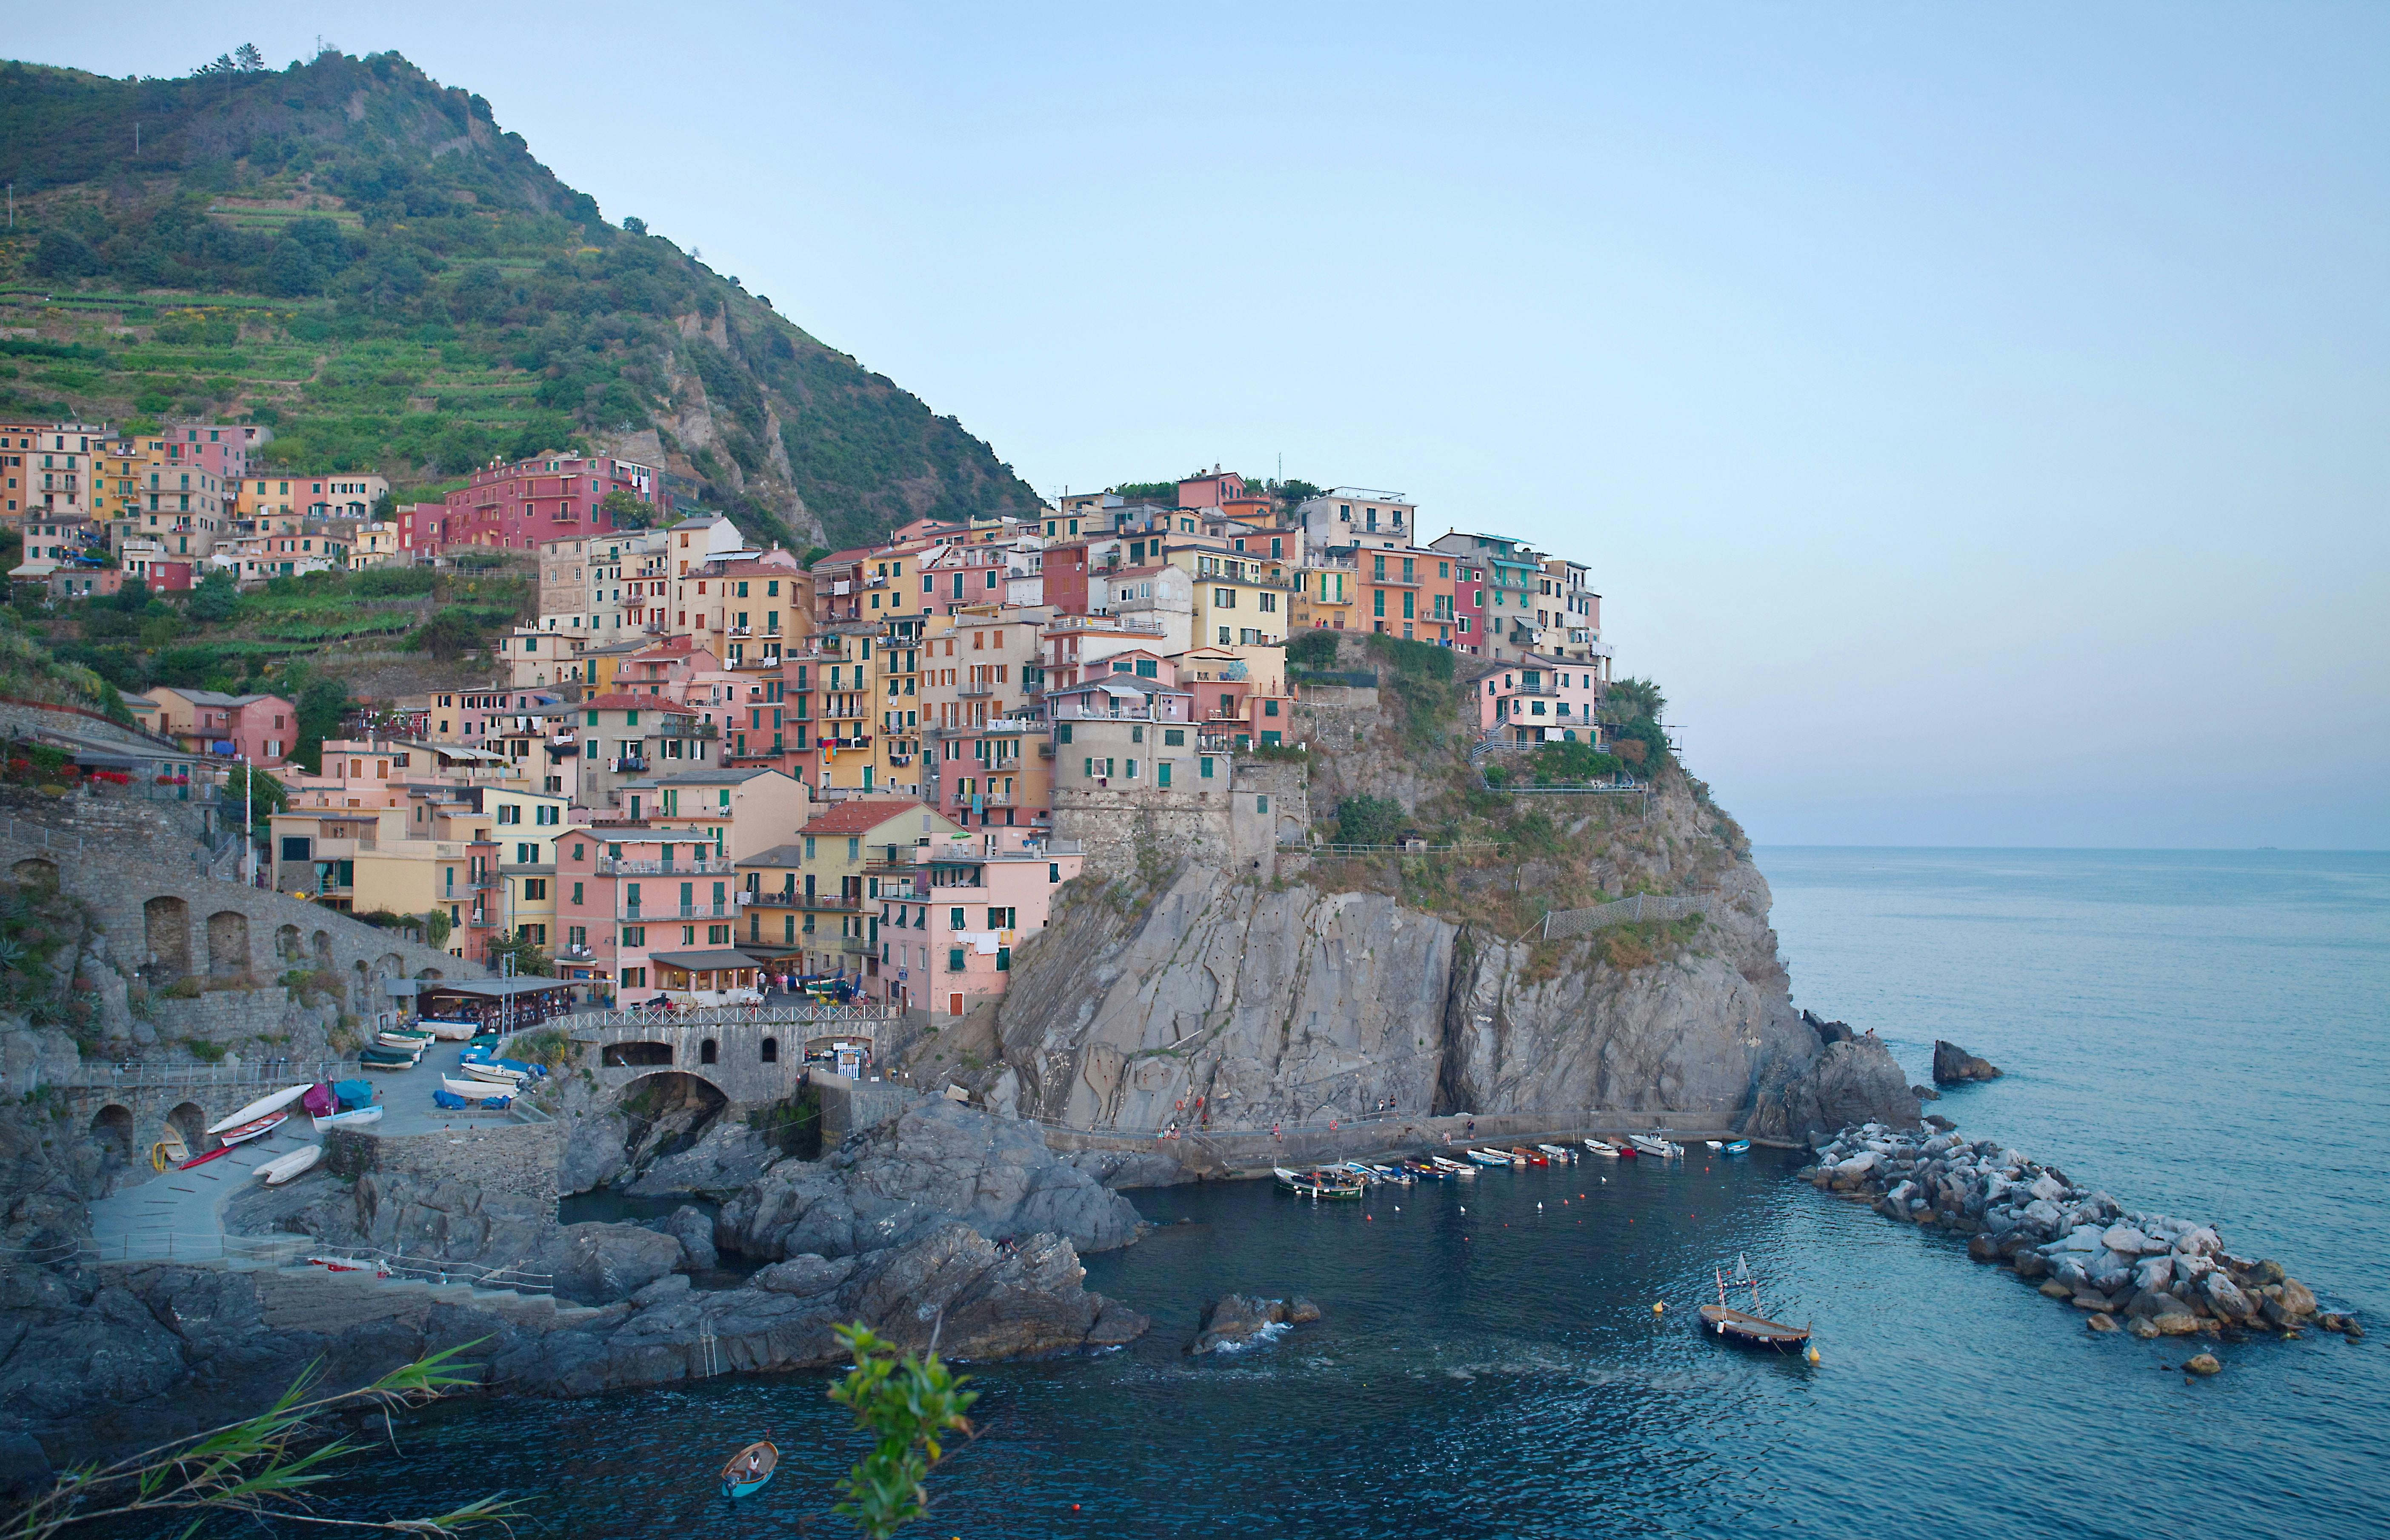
[334, 1079, 375, 1110]
[432, 1089, 466, 1110]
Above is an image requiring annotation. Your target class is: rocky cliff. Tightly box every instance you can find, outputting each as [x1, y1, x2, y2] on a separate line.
[965, 651, 1914, 1143]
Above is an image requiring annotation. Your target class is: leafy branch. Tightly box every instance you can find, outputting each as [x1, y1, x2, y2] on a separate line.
[823, 1323, 978, 1540]
[4, 1345, 517, 1540]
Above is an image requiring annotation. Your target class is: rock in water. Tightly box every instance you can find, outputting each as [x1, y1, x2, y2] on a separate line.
[2086, 1312, 2118, 1332]
[666, 1205, 718, 1271]
[1750, 1038, 1922, 1143]
[1187, 1294, 1324, 1354]
[1931, 1040, 2002, 1084]
[2185, 1353, 2221, 1375]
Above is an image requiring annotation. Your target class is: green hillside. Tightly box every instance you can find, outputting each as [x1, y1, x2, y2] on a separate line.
[0, 49, 1042, 551]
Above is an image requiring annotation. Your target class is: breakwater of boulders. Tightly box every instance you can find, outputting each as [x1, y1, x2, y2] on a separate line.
[1800, 1123, 2361, 1351]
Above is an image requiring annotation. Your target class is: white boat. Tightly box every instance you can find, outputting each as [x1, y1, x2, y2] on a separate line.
[460, 1060, 528, 1085]
[1629, 1135, 1684, 1159]
[255, 1145, 323, 1185]
[206, 1084, 312, 1137]
[1705, 1140, 1724, 1151]
[1582, 1138, 1622, 1158]
[1428, 1155, 1477, 1177]
[417, 1019, 480, 1040]
[358, 1056, 415, 1073]
[1465, 1148, 1514, 1167]
[442, 1075, 515, 1100]
[218, 1111, 287, 1145]
[377, 1031, 433, 1050]
[1537, 1143, 1576, 1162]
[312, 1105, 383, 1132]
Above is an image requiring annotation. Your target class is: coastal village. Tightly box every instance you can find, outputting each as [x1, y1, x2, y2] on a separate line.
[3, 424, 1622, 1023]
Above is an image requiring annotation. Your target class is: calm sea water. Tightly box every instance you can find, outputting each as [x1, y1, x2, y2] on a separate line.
[310, 849, 2390, 1539]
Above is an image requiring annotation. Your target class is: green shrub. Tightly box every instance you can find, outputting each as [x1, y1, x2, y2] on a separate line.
[1284, 630, 1339, 670]
[1334, 794, 1409, 846]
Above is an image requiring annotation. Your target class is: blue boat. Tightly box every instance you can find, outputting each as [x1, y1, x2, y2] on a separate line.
[1721, 1139, 1751, 1156]
[720, 1440, 777, 1498]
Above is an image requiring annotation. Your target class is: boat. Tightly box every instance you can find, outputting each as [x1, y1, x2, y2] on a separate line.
[215, 1111, 287, 1146]
[205, 1084, 312, 1138]
[720, 1440, 779, 1499]
[255, 1145, 323, 1185]
[1510, 1146, 1548, 1166]
[1582, 1138, 1621, 1159]
[417, 1018, 480, 1041]
[1720, 1138, 1751, 1156]
[1400, 1160, 1443, 1180]
[150, 1129, 189, 1171]
[1705, 1140, 1724, 1151]
[312, 1105, 384, 1133]
[443, 1075, 515, 1100]
[1428, 1154, 1477, 1177]
[377, 1030, 434, 1050]
[178, 1143, 238, 1170]
[1699, 1259, 1812, 1354]
[1465, 1148, 1513, 1167]
[1629, 1135, 1682, 1160]
[1536, 1143, 1576, 1163]
[357, 1052, 418, 1072]
[1273, 1166, 1362, 1199]
[460, 1060, 527, 1085]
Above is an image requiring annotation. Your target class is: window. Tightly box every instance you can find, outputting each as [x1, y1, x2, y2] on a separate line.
[949, 948, 966, 972]
[1131, 724, 1144, 744]
[996, 946, 1011, 972]
[571, 881, 584, 904]
[847, 836, 860, 860]
[950, 907, 966, 929]
[497, 804, 520, 825]
[1050, 863, 1061, 883]
[804, 835, 815, 860]
[622, 925, 646, 945]
[517, 843, 538, 863]
[1164, 728, 1185, 746]
[987, 906, 1014, 929]
[1058, 723, 1072, 743]
[1258, 795, 1270, 814]
[1200, 757, 1215, 779]
[523, 879, 547, 900]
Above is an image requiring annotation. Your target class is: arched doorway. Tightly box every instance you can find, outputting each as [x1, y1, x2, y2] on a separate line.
[165, 1101, 207, 1152]
[760, 1037, 779, 1063]
[89, 1104, 133, 1161]
[601, 1041, 673, 1068]
[11, 856, 57, 887]
[699, 1038, 718, 1065]
[276, 924, 304, 966]
[145, 896, 191, 979]
[206, 911, 251, 977]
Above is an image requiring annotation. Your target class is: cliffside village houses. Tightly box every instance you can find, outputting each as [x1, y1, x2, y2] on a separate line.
[7, 428, 1612, 1020]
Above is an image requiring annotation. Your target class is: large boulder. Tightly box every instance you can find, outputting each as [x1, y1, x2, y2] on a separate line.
[665, 1206, 718, 1271]
[1187, 1294, 1323, 1355]
[1750, 1037, 1922, 1143]
[538, 1223, 685, 1304]
[1931, 1040, 2001, 1083]
[717, 1099, 1141, 1261]
[624, 1122, 779, 1199]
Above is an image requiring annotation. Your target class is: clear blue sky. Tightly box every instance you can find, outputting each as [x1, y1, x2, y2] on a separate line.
[20, 4, 2388, 846]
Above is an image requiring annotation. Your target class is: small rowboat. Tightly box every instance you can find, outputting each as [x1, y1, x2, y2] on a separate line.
[313, 1105, 383, 1133]
[1582, 1138, 1621, 1159]
[256, 1144, 323, 1185]
[1510, 1146, 1548, 1166]
[1464, 1148, 1512, 1167]
[442, 1075, 514, 1100]
[720, 1440, 778, 1499]
[1720, 1139, 1751, 1156]
[1701, 1262, 1811, 1353]
[206, 1084, 311, 1137]
[1705, 1139, 1724, 1150]
[377, 1031, 434, 1050]
[1428, 1155, 1477, 1177]
[151, 1129, 189, 1172]
[460, 1060, 529, 1085]
[216, 1111, 287, 1146]
[1536, 1143, 1576, 1163]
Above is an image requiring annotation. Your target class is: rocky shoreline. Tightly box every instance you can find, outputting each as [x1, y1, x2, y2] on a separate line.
[1802, 1122, 2361, 1347]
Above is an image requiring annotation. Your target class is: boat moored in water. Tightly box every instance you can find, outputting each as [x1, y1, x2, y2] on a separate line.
[1720, 1138, 1751, 1156]
[1583, 1138, 1622, 1158]
[1536, 1143, 1576, 1163]
[1629, 1135, 1683, 1160]
[1464, 1148, 1514, 1167]
[1429, 1155, 1478, 1177]
[1700, 1260, 1812, 1354]
[720, 1440, 778, 1499]
[1510, 1146, 1548, 1166]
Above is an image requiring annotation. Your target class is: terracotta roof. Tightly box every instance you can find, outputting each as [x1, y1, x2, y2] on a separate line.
[798, 799, 934, 836]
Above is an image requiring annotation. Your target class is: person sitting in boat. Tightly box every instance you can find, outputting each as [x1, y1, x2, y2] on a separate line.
[744, 1451, 763, 1478]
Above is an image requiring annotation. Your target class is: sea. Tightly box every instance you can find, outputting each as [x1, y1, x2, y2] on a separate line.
[306, 849, 2390, 1538]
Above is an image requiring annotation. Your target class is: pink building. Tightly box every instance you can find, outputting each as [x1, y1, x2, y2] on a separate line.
[872, 826, 1082, 1018]
[159, 423, 262, 484]
[557, 829, 745, 1004]
[400, 453, 666, 555]
[1475, 655, 1603, 745]
[143, 687, 298, 766]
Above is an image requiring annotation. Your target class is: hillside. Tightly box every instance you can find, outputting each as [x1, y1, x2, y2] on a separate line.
[0, 50, 1042, 550]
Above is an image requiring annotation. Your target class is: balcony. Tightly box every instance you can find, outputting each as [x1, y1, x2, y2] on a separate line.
[729, 624, 752, 636]
[654, 720, 718, 739]
[958, 684, 994, 698]
[839, 936, 875, 956]
[612, 756, 649, 774]
[795, 893, 863, 911]
[622, 901, 736, 920]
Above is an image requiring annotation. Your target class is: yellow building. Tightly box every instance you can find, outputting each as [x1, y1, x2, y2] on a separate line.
[1293, 559, 1359, 632]
[1165, 547, 1291, 649]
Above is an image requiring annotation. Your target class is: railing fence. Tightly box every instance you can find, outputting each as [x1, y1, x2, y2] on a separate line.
[1541, 892, 1712, 941]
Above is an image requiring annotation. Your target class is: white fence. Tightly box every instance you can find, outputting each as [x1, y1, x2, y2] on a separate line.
[77, 1230, 555, 1293]
[1541, 893, 1712, 941]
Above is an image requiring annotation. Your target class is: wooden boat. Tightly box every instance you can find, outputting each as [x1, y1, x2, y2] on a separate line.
[150, 1129, 189, 1172]
[1428, 1155, 1477, 1177]
[313, 1105, 383, 1132]
[206, 1084, 312, 1137]
[358, 1054, 415, 1072]
[359, 1044, 421, 1064]
[1705, 1140, 1724, 1151]
[1720, 1139, 1751, 1156]
[417, 1018, 480, 1041]
[179, 1143, 239, 1171]
[1464, 1148, 1512, 1167]
[377, 1030, 434, 1050]
[216, 1111, 288, 1146]
[1700, 1264, 1811, 1353]
[1273, 1166, 1362, 1199]
[1536, 1143, 1576, 1163]
[1629, 1135, 1682, 1160]
[1399, 1160, 1442, 1180]
[256, 1144, 323, 1185]
[720, 1440, 778, 1499]
[460, 1061, 527, 1085]
[1510, 1146, 1548, 1166]
[441, 1075, 515, 1100]
[1582, 1138, 1621, 1159]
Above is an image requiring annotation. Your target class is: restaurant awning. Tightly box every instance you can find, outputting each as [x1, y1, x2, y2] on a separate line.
[648, 950, 769, 972]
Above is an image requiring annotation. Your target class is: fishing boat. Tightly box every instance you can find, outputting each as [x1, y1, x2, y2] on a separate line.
[357, 1052, 417, 1072]
[442, 1075, 515, 1100]
[1400, 1160, 1442, 1180]
[1699, 1257, 1812, 1354]
[720, 1440, 778, 1500]
[1510, 1146, 1548, 1166]
[1428, 1154, 1477, 1177]
[1705, 1140, 1724, 1151]
[1335, 1161, 1382, 1184]
[1582, 1138, 1621, 1159]
[1629, 1135, 1682, 1160]
[1720, 1138, 1751, 1156]
[1273, 1166, 1365, 1199]
[377, 1030, 434, 1050]
[1465, 1148, 1513, 1167]
[206, 1084, 312, 1139]
[214, 1111, 286, 1147]
[313, 1104, 383, 1133]
[417, 1018, 480, 1041]
[255, 1144, 323, 1186]
[1536, 1143, 1576, 1163]
[460, 1060, 528, 1085]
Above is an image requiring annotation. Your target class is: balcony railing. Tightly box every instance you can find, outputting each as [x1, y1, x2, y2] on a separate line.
[958, 684, 994, 697]
[840, 936, 875, 955]
[622, 901, 736, 920]
[599, 857, 738, 876]
[612, 756, 648, 773]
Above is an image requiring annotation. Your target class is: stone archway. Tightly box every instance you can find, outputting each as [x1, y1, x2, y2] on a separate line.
[699, 1037, 718, 1064]
[145, 896, 191, 979]
[165, 1101, 207, 1152]
[89, 1104, 133, 1160]
[276, 924, 304, 965]
[602, 1041, 674, 1068]
[760, 1036, 779, 1063]
[11, 856, 57, 887]
[206, 911, 251, 977]
[311, 931, 334, 973]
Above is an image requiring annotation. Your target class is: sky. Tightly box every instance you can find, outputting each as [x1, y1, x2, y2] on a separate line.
[16, 3, 2388, 846]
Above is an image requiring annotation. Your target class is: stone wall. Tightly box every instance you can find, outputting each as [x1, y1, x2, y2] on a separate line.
[1050, 759, 1308, 881]
[809, 1068, 922, 1143]
[326, 1119, 567, 1199]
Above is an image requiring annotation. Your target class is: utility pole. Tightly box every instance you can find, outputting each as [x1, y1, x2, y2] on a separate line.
[241, 754, 253, 886]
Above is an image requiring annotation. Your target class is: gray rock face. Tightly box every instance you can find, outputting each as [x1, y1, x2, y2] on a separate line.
[624, 1122, 778, 1199]
[1186, 1293, 1323, 1354]
[666, 1206, 718, 1271]
[716, 1099, 1140, 1262]
[1931, 1039, 2002, 1083]
[1748, 1038, 1922, 1143]
[1063, 1148, 1198, 1190]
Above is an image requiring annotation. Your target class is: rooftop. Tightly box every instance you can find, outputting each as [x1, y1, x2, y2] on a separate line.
[798, 798, 938, 836]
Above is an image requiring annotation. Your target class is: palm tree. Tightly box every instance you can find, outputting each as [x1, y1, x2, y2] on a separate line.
[1601, 676, 1666, 725]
